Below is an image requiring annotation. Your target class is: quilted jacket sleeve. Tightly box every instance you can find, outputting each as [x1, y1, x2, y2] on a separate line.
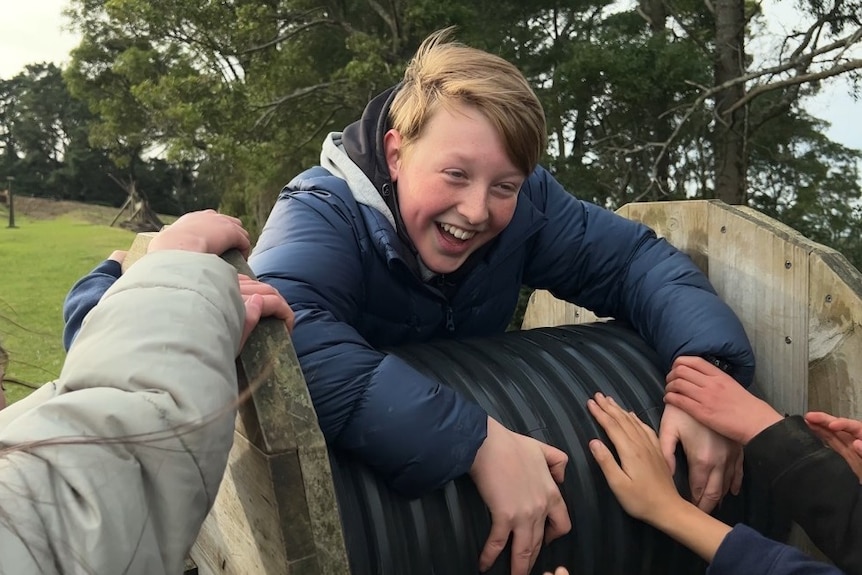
[707, 524, 843, 575]
[523, 168, 755, 384]
[62, 258, 122, 351]
[251, 189, 487, 496]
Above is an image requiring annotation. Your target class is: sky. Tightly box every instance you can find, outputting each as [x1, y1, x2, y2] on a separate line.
[0, 0, 859, 152]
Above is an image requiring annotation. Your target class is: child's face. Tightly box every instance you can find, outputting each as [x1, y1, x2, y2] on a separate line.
[385, 103, 525, 274]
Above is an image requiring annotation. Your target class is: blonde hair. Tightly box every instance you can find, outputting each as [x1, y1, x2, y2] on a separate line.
[389, 28, 547, 176]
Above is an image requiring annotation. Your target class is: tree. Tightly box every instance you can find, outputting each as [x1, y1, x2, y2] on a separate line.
[63, 0, 862, 249]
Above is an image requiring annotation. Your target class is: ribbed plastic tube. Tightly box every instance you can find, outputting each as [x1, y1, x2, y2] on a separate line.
[329, 322, 785, 574]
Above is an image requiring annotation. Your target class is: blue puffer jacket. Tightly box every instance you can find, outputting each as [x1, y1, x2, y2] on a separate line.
[249, 159, 755, 496]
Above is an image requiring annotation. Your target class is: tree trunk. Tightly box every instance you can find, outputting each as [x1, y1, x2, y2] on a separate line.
[640, 0, 672, 200]
[713, 0, 747, 204]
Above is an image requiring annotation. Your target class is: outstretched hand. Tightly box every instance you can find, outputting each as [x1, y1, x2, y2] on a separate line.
[588, 393, 684, 523]
[470, 417, 571, 575]
[805, 412, 862, 482]
[148, 210, 251, 258]
[552, 392, 734, 570]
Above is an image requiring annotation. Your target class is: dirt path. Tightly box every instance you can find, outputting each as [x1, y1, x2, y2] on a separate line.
[11, 196, 124, 226]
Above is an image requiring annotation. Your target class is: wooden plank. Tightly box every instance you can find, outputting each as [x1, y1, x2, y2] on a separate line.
[521, 289, 593, 329]
[807, 251, 862, 419]
[619, 200, 711, 274]
[706, 203, 808, 416]
[121, 231, 158, 273]
[191, 432, 290, 575]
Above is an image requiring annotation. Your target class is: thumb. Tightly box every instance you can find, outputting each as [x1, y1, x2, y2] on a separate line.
[589, 439, 626, 488]
[240, 294, 263, 350]
[658, 426, 678, 475]
[542, 443, 569, 483]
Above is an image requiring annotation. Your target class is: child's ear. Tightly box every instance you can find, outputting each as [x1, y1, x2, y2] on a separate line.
[383, 129, 402, 181]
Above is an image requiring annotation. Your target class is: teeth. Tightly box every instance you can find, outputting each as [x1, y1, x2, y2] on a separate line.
[440, 223, 476, 240]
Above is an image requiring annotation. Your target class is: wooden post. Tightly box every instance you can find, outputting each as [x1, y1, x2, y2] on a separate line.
[123, 235, 350, 575]
[6, 176, 15, 229]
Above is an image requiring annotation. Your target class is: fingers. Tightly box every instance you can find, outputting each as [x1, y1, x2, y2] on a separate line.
[730, 449, 744, 496]
[664, 376, 703, 397]
[803, 411, 837, 427]
[240, 293, 263, 349]
[238, 275, 295, 331]
[149, 210, 251, 256]
[658, 417, 679, 475]
[695, 464, 724, 513]
[826, 417, 862, 440]
[685, 453, 711, 509]
[589, 438, 628, 490]
[635, 418, 662, 447]
[544, 493, 571, 544]
[542, 444, 568, 484]
[509, 521, 544, 575]
[479, 522, 510, 573]
[668, 356, 720, 380]
[588, 394, 642, 446]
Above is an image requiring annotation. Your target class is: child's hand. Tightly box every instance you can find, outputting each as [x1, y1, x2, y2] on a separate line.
[544, 569, 569, 575]
[587, 393, 684, 525]
[664, 356, 782, 445]
[805, 412, 862, 482]
[658, 404, 743, 512]
[148, 210, 250, 258]
[470, 417, 571, 575]
[108, 250, 127, 264]
[238, 275, 295, 349]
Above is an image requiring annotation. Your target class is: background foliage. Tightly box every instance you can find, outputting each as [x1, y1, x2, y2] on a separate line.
[0, 0, 860, 260]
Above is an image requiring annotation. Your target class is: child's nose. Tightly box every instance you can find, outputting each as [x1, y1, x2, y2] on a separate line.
[458, 187, 490, 225]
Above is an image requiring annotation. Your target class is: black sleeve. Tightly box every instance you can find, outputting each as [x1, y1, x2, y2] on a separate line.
[745, 415, 862, 575]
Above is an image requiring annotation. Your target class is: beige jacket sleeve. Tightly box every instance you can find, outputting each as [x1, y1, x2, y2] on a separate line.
[0, 250, 244, 575]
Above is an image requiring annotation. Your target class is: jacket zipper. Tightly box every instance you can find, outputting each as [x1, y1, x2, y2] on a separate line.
[445, 305, 455, 332]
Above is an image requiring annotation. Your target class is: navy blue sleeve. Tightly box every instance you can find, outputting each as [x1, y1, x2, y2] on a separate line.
[62, 259, 122, 351]
[523, 168, 755, 385]
[707, 524, 843, 575]
[250, 190, 487, 496]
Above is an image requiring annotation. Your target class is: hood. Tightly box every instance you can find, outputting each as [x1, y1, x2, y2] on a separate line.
[321, 86, 415, 248]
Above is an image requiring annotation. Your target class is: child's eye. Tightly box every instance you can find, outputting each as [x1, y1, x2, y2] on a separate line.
[445, 170, 467, 180]
[494, 183, 520, 196]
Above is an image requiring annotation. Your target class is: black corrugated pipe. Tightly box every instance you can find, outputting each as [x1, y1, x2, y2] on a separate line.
[329, 322, 789, 574]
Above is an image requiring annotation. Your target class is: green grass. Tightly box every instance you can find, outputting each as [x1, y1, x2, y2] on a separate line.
[0, 208, 134, 403]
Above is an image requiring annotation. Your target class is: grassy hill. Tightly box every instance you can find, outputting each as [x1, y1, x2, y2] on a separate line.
[0, 198, 142, 402]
